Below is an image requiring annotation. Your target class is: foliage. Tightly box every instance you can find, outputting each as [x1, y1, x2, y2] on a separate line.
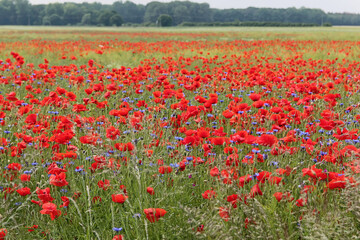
[157, 14, 172, 27]
[0, 0, 358, 26]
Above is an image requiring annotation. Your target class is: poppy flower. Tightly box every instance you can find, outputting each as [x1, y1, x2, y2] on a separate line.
[327, 177, 347, 189]
[35, 187, 54, 204]
[227, 194, 239, 208]
[115, 142, 135, 151]
[273, 192, 283, 202]
[112, 235, 124, 240]
[197, 128, 210, 138]
[60, 196, 70, 208]
[210, 166, 220, 177]
[158, 166, 172, 174]
[249, 93, 261, 101]
[219, 207, 230, 222]
[73, 104, 88, 112]
[211, 137, 225, 146]
[147, 187, 155, 195]
[144, 208, 167, 222]
[98, 179, 111, 190]
[25, 114, 37, 125]
[6, 92, 18, 101]
[213, 127, 227, 137]
[202, 190, 217, 199]
[106, 126, 121, 140]
[295, 198, 307, 207]
[20, 174, 31, 182]
[250, 184, 263, 198]
[112, 194, 128, 204]
[0, 228, 7, 240]
[222, 109, 234, 119]
[7, 163, 22, 171]
[40, 202, 61, 220]
[196, 225, 204, 232]
[17, 187, 31, 196]
[252, 100, 264, 108]
[257, 134, 277, 147]
[49, 172, 69, 187]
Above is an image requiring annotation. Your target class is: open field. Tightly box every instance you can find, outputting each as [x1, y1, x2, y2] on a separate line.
[0, 26, 360, 239]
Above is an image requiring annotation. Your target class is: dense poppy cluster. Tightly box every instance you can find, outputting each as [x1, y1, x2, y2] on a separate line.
[0, 30, 360, 239]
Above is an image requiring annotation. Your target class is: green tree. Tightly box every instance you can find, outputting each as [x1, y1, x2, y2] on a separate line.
[15, 0, 30, 25]
[158, 14, 172, 26]
[81, 13, 91, 25]
[45, 2, 64, 16]
[97, 10, 121, 26]
[49, 13, 62, 25]
[42, 15, 51, 25]
[144, 2, 168, 23]
[0, 0, 16, 24]
[29, 4, 45, 25]
[113, 1, 145, 23]
[63, 3, 84, 25]
[172, 5, 191, 25]
[110, 14, 123, 26]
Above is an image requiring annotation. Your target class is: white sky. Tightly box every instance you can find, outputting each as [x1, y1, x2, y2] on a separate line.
[29, 0, 360, 14]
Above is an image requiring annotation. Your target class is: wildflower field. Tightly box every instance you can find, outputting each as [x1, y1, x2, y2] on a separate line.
[1, 26, 360, 239]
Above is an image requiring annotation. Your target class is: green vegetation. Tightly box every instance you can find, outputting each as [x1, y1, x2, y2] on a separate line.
[0, 27, 359, 240]
[158, 14, 173, 27]
[0, 0, 359, 26]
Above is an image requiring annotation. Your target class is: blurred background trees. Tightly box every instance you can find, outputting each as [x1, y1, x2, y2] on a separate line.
[0, 0, 359, 26]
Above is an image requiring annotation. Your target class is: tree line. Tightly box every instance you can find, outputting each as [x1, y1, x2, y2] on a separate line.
[0, 0, 360, 26]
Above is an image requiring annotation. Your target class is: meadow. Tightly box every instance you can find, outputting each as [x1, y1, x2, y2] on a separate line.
[0, 26, 360, 239]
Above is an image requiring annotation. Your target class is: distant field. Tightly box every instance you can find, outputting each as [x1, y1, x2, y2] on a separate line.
[1, 26, 360, 40]
[0, 26, 360, 239]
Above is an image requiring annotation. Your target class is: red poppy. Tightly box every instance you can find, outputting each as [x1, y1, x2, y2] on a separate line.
[17, 187, 31, 196]
[197, 128, 210, 138]
[6, 92, 18, 101]
[115, 142, 135, 151]
[73, 104, 88, 112]
[147, 187, 155, 195]
[250, 184, 263, 198]
[40, 202, 61, 220]
[327, 177, 347, 189]
[273, 192, 283, 202]
[158, 166, 172, 174]
[7, 163, 22, 171]
[49, 172, 69, 187]
[0, 228, 7, 240]
[106, 126, 121, 140]
[60, 196, 70, 208]
[144, 208, 167, 222]
[112, 194, 128, 204]
[219, 207, 230, 222]
[210, 166, 220, 177]
[211, 137, 225, 146]
[249, 93, 261, 101]
[295, 198, 307, 207]
[98, 179, 111, 190]
[20, 174, 31, 182]
[257, 134, 277, 147]
[222, 109, 234, 118]
[227, 194, 239, 208]
[35, 187, 54, 204]
[202, 190, 217, 199]
[112, 235, 124, 240]
[25, 114, 37, 125]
